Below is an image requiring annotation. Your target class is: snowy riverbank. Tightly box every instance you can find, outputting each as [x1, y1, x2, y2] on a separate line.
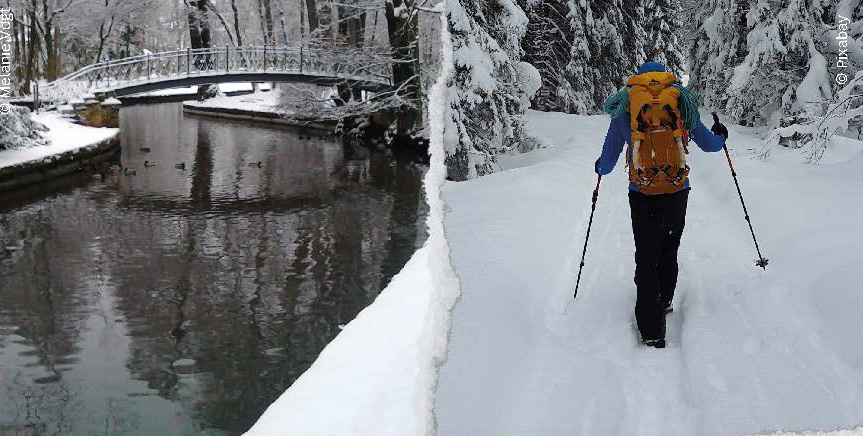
[182, 88, 335, 131]
[433, 109, 863, 436]
[184, 87, 281, 113]
[0, 112, 120, 190]
[132, 82, 273, 98]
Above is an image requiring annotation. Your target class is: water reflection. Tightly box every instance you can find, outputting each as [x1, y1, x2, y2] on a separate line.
[0, 103, 427, 435]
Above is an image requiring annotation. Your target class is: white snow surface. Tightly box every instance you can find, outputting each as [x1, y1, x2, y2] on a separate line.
[184, 88, 282, 114]
[0, 113, 118, 170]
[434, 110, 863, 436]
[130, 82, 272, 97]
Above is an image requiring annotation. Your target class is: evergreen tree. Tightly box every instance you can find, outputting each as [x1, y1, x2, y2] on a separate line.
[520, 0, 576, 112]
[690, 0, 862, 159]
[643, 0, 686, 76]
[581, 0, 642, 109]
[563, 0, 594, 113]
[444, 0, 531, 180]
[688, 0, 750, 115]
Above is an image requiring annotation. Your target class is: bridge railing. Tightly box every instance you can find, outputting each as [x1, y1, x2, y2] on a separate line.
[40, 46, 394, 103]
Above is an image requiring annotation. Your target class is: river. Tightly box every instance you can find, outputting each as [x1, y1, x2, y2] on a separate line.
[0, 103, 428, 435]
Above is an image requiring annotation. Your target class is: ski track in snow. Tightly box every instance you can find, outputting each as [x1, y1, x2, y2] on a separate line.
[434, 110, 863, 436]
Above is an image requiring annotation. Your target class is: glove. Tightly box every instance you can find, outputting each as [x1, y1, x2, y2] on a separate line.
[594, 158, 603, 175]
[710, 112, 729, 139]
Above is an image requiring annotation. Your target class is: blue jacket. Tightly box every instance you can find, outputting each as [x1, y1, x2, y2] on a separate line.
[595, 114, 726, 192]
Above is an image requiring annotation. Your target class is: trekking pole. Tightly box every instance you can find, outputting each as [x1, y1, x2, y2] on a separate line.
[574, 175, 601, 298]
[722, 144, 769, 270]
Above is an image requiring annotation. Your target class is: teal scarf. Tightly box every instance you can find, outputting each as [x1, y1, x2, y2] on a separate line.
[602, 84, 700, 131]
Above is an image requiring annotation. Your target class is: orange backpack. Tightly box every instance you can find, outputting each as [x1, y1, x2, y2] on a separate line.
[626, 71, 690, 195]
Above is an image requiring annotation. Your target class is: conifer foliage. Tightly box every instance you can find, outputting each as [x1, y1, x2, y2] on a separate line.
[520, 0, 576, 112]
[689, 0, 862, 160]
[444, 0, 531, 180]
[643, 0, 686, 76]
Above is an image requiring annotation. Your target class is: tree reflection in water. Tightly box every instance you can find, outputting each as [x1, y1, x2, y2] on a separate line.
[0, 103, 427, 435]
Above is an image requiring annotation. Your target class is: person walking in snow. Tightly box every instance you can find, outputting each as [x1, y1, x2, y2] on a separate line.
[594, 62, 728, 349]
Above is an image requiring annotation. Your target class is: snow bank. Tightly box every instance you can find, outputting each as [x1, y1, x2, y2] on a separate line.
[434, 109, 863, 436]
[244, 11, 460, 436]
[0, 112, 118, 170]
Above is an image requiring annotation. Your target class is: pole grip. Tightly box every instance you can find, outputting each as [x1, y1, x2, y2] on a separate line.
[592, 175, 601, 204]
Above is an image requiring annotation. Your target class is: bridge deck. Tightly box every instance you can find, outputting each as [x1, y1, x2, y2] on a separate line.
[39, 46, 395, 103]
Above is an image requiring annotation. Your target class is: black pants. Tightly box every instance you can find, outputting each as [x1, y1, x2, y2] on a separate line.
[628, 187, 689, 341]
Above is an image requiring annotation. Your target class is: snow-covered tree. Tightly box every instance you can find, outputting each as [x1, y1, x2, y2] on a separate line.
[690, 0, 862, 129]
[520, 0, 576, 112]
[762, 70, 863, 162]
[643, 0, 686, 76]
[444, 0, 532, 180]
[687, 0, 750, 113]
[561, 0, 594, 113]
[565, 0, 650, 112]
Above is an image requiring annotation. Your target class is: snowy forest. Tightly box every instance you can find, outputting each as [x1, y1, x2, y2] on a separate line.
[3, 0, 443, 138]
[443, 0, 863, 180]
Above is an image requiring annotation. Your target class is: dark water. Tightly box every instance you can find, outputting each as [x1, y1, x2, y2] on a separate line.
[0, 103, 427, 435]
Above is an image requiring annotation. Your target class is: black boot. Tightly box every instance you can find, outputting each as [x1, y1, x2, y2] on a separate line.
[643, 338, 666, 348]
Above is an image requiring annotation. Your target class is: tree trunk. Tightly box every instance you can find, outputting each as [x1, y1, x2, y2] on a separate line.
[337, 8, 368, 103]
[24, 7, 39, 94]
[187, 0, 211, 49]
[41, 3, 59, 81]
[384, 0, 421, 135]
[187, 0, 214, 96]
[12, 12, 23, 91]
[305, 0, 318, 32]
[48, 24, 60, 80]
[258, 0, 274, 44]
[230, 0, 242, 46]
[278, 7, 288, 45]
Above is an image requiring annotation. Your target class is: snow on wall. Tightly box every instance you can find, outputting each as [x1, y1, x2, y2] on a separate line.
[0, 112, 118, 170]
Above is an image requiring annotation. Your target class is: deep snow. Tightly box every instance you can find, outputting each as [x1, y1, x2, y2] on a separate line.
[434, 110, 863, 436]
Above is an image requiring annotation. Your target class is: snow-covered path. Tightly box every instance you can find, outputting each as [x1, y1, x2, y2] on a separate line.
[434, 110, 863, 436]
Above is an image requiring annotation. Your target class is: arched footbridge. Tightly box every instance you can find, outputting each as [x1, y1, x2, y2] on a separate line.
[39, 46, 395, 103]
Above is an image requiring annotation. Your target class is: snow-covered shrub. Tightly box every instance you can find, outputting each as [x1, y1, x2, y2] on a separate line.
[516, 61, 542, 108]
[761, 70, 863, 161]
[276, 83, 339, 118]
[0, 106, 48, 151]
[444, 0, 531, 180]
